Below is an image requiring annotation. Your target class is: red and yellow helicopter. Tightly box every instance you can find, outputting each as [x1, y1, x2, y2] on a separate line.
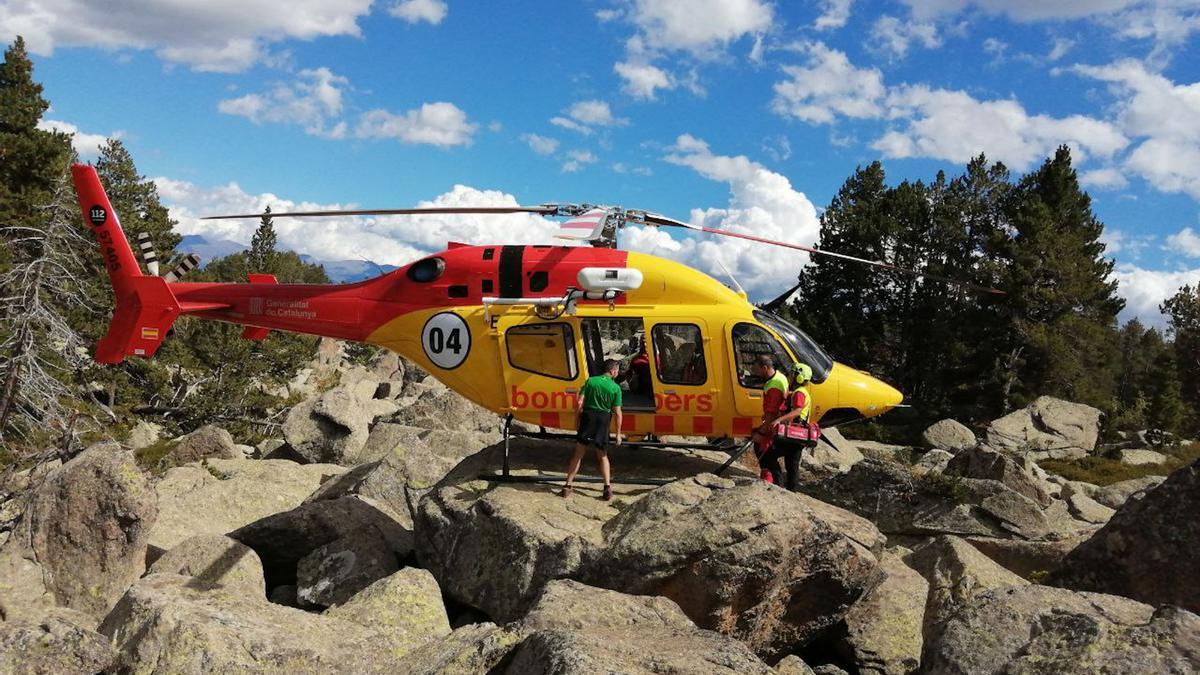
[73, 164, 999, 443]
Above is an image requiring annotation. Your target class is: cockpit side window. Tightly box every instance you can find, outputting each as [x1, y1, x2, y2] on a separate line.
[754, 310, 833, 383]
[732, 323, 795, 388]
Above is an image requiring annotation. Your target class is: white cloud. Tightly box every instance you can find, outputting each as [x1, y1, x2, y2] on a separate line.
[1047, 37, 1075, 61]
[771, 42, 886, 124]
[155, 176, 565, 266]
[218, 67, 349, 139]
[550, 116, 593, 135]
[0, 0, 373, 72]
[596, 8, 622, 21]
[1106, 1, 1200, 64]
[815, 0, 854, 30]
[36, 120, 121, 159]
[521, 133, 560, 156]
[870, 15, 941, 58]
[614, 61, 674, 100]
[874, 84, 1129, 170]
[1080, 167, 1129, 189]
[561, 150, 598, 173]
[625, 0, 774, 55]
[1074, 59, 1200, 197]
[388, 0, 447, 24]
[355, 102, 477, 146]
[1167, 227, 1200, 257]
[1112, 262, 1200, 327]
[617, 135, 821, 299]
[566, 100, 627, 127]
[902, 0, 1136, 22]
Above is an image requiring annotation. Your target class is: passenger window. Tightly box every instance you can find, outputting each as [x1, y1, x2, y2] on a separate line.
[732, 323, 795, 388]
[652, 324, 706, 385]
[506, 323, 578, 380]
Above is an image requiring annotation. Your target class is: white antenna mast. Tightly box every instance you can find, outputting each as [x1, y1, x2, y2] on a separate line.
[714, 256, 746, 295]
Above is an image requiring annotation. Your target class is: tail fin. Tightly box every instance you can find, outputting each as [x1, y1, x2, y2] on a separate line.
[72, 164, 181, 363]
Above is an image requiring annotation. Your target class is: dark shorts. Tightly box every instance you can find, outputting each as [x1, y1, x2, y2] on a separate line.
[576, 409, 612, 449]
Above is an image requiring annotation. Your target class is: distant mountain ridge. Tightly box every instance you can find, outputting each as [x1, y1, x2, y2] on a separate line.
[177, 234, 399, 282]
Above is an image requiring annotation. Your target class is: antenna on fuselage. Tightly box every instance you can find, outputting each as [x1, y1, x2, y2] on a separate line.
[714, 256, 746, 296]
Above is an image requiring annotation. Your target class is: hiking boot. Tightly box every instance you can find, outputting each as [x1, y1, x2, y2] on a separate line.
[602, 484, 613, 501]
[560, 485, 573, 498]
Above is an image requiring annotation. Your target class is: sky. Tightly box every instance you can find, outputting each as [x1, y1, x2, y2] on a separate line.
[5, 0, 1200, 326]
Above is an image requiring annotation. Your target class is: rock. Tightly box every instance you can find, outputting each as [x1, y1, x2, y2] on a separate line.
[0, 608, 117, 674]
[1063, 491, 1115, 524]
[587, 476, 883, 660]
[924, 585, 1200, 674]
[1050, 460, 1200, 612]
[792, 492, 888, 555]
[415, 438, 756, 623]
[268, 584, 298, 607]
[99, 573, 433, 673]
[944, 445, 1052, 507]
[127, 420, 163, 450]
[903, 535, 1028, 632]
[325, 567, 450, 650]
[231, 495, 412, 592]
[390, 385, 500, 435]
[504, 626, 773, 674]
[0, 551, 55, 621]
[1091, 475, 1164, 509]
[851, 440, 915, 465]
[985, 396, 1102, 460]
[912, 449, 953, 476]
[921, 419, 976, 453]
[519, 579, 694, 632]
[338, 423, 498, 492]
[805, 459, 1052, 541]
[160, 424, 237, 468]
[284, 384, 399, 465]
[149, 458, 344, 552]
[839, 552, 927, 675]
[812, 666, 851, 675]
[3, 444, 156, 621]
[963, 533, 1092, 579]
[775, 655, 817, 675]
[396, 622, 523, 675]
[296, 528, 401, 608]
[802, 434, 865, 473]
[1115, 448, 1168, 465]
[147, 534, 265, 594]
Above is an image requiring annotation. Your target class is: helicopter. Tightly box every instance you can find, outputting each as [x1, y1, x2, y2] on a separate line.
[72, 163, 1002, 446]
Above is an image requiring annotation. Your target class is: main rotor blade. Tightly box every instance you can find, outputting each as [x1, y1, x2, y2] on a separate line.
[762, 278, 803, 312]
[641, 213, 1005, 296]
[202, 206, 560, 220]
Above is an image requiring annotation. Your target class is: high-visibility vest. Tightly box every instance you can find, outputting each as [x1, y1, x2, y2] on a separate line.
[789, 384, 813, 424]
[762, 370, 789, 400]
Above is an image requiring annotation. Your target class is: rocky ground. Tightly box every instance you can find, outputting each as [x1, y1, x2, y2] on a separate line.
[0, 340, 1197, 674]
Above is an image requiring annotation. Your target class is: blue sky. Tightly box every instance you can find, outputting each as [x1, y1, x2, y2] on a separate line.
[6, 0, 1200, 325]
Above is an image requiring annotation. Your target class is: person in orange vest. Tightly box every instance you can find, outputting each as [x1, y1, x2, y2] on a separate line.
[753, 361, 815, 491]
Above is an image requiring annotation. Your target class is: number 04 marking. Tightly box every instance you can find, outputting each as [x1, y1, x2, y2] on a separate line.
[421, 312, 470, 370]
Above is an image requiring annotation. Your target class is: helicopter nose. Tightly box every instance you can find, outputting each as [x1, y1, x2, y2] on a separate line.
[827, 362, 904, 419]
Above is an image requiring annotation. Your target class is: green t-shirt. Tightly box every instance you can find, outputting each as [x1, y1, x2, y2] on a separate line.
[580, 375, 623, 412]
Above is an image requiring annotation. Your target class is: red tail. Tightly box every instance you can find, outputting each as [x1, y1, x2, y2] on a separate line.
[72, 164, 181, 363]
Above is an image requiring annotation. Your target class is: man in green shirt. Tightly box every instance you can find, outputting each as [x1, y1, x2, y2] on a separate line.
[562, 359, 624, 501]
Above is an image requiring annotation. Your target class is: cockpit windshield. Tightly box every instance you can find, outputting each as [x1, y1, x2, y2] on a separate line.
[754, 310, 834, 383]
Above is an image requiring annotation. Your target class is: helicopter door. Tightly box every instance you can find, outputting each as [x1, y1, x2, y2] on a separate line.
[726, 320, 797, 418]
[647, 320, 713, 436]
[498, 317, 583, 428]
[579, 317, 656, 412]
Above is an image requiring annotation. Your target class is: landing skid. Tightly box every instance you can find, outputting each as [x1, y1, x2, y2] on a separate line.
[478, 414, 754, 487]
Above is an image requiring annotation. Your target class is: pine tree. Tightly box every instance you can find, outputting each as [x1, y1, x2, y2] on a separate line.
[248, 205, 277, 273]
[996, 146, 1123, 410]
[1162, 285, 1200, 434]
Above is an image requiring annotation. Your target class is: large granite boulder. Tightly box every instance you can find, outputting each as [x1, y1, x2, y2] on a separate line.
[149, 458, 344, 552]
[586, 475, 883, 659]
[802, 428, 865, 473]
[518, 579, 694, 632]
[324, 567, 450, 647]
[839, 552, 928, 675]
[1091, 474, 1164, 509]
[0, 608, 117, 674]
[284, 383, 399, 464]
[99, 573, 438, 673]
[230, 495, 411, 592]
[903, 535, 1028, 632]
[160, 424, 237, 468]
[394, 622, 523, 675]
[147, 534, 265, 594]
[963, 533, 1093, 579]
[943, 446, 1052, 507]
[296, 527, 401, 608]
[805, 459, 1053, 541]
[924, 585, 1200, 674]
[921, 419, 976, 453]
[390, 383, 501, 436]
[985, 396, 1102, 460]
[1050, 459, 1200, 612]
[2, 445, 157, 621]
[414, 438, 755, 622]
[503, 627, 773, 674]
